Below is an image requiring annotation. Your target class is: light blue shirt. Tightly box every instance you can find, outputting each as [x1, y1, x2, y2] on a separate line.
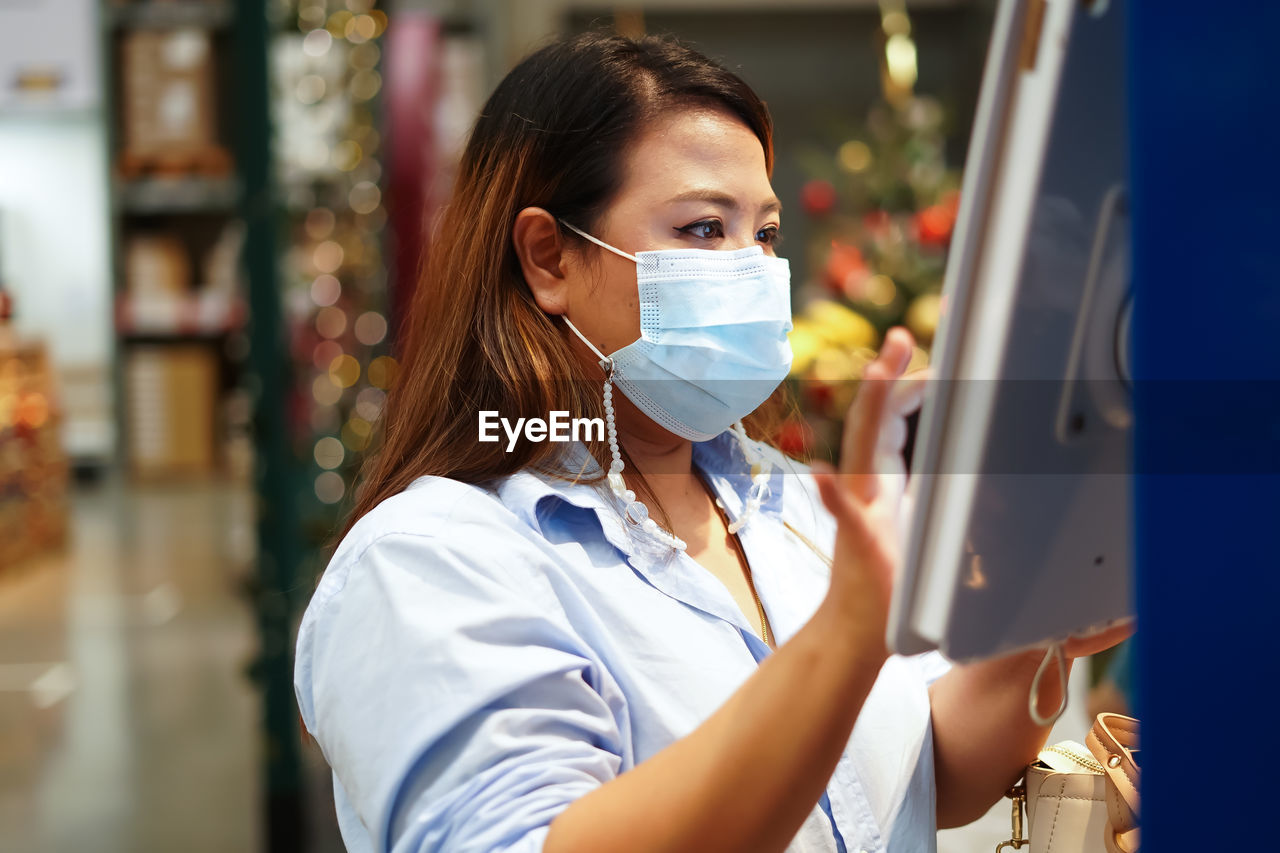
[294, 432, 950, 853]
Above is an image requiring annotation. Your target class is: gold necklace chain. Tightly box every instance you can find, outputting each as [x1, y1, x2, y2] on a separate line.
[782, 520, 834, 569]
[699, 475, 772, 648]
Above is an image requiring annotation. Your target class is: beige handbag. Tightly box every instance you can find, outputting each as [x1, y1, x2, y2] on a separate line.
[997, 714, 1140, 853]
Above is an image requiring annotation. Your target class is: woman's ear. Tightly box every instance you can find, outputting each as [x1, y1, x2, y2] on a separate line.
[512, 207, 569, 315]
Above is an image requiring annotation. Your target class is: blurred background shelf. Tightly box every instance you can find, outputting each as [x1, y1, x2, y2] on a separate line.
[115, 292, 246, 337]
[116, 176, 242, 214]
[105, 0, 234, 31]
[104, 1, 247, 484]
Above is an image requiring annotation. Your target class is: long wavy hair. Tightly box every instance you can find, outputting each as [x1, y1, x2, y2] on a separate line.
[346, 31, 795, 533]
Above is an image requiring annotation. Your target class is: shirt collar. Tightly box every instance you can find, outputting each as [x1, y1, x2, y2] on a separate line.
[492, 434, 795, 647]
[492, 442, 649, 560]
[691, 430, 787, 519]
[492, 431, 787, 553]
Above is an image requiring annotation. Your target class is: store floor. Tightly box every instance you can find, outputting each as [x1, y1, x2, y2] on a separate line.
[0, 478, 1092, 853]
[0, 477, 262, 852]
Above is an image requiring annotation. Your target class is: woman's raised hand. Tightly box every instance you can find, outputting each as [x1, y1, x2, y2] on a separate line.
[813, 327, 923, 661]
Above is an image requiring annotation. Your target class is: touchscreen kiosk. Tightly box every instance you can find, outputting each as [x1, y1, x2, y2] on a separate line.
[888, 0, 1134, 661]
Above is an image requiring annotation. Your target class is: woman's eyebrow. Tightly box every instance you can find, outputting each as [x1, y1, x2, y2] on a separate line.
[667, 189, 783, 215]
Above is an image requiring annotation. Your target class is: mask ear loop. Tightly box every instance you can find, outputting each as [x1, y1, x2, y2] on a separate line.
[1029, 642, 1069, 727]
[558, 219, 639, 263]
[561, 315, 686, 552]
[559, 219, 776, 540]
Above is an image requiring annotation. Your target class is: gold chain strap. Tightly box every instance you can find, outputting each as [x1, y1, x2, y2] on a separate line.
[782, 520, 834, 569]
[996, 784, 1029, 852]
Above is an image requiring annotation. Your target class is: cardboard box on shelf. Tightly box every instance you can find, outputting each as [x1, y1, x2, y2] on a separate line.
[125, 344, 219, 478]
[118, 28, 230, 177]
[125, 233, 191, 298]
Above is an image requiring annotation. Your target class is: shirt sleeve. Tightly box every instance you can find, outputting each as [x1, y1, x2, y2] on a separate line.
[295, 523, 630, 853]
[913, 650, 953, 686]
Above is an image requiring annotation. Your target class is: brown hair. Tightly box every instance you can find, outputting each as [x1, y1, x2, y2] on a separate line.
[346, 31, 793, 533]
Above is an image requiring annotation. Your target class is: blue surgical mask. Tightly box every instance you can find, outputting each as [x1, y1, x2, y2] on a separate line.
[559, 220, 793, 441]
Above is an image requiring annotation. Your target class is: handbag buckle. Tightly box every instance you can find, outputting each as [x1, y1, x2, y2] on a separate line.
[996, 783, 1029, 852]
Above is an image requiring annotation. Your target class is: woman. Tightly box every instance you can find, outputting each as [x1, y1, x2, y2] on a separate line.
[294, 31, 1128, 853]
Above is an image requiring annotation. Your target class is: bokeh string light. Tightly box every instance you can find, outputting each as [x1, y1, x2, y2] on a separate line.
[0, 342, 68, 568]
[273, 0, 395, 516]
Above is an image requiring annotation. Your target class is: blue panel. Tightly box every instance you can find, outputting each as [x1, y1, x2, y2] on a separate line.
[1129, 0, 1280, 847]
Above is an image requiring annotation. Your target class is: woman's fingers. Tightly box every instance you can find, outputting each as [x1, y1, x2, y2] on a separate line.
[879, 327, 915, 376]
[817, 329, 917, 632]
[873, 368, 930, 481]
[814, 465, 895, 615]
[883, 368, 930, 435]
[840, 361, 892, 501]
[1061, 621, 1136, 659]
[840, 328, 918, 502]
[812, 465, 876, 553]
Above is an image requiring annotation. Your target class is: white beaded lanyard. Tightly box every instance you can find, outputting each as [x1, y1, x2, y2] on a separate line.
[726, 420, 774, 535]
[561, 317, 773, 549]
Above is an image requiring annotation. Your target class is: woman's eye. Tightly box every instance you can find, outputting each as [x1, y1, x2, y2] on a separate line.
[675, 220, 724, 240]
[756, 225, 782, 246]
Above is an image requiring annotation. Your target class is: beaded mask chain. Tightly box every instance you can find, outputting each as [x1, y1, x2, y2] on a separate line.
[562, 317, 773, 551]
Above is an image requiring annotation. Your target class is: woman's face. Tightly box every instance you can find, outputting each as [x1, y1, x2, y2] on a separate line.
[562, 106, 782, 359]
